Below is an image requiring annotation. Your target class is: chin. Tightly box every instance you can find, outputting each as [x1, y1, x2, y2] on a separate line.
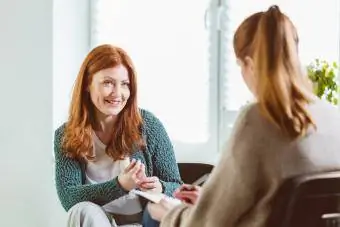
[106, 107, 124, 116]
[99, 104, 127, 117]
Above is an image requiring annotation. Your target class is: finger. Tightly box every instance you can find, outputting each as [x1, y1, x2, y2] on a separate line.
[139, 176, 158, 184]
[174, 190, 188, 199]
[177, 191, 200, 197]
[129, 160, 142, 175]
[139, 182, 157, 189]
[180, 184, 192, 188]
[125, 159, 137, 172]
[173, 184, 188, 196]
[179, 184, 197, 191]
[173, 190, 179, 197]
[175, 191, 199, 201]
[138, 164, 147, 177]
[136, 177, 157, 187]
[173, 185, 185, 195]
[175, 184, 191, 192]
[136, 169, 145, 179]
[175, 195, 194, 204]
[173, 189, 181, 197]
[135, 170, 145, 184]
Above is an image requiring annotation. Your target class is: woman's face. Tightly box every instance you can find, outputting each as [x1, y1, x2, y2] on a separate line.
[88, 64, 130, 119]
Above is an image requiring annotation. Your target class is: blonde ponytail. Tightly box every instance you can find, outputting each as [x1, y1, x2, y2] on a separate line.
[253, 5, 315, 138]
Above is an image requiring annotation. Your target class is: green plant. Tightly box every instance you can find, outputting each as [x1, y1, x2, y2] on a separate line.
[307, 59, 339, 105]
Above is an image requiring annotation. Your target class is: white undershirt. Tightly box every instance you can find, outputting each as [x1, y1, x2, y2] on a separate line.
[85, 132, 143, 215]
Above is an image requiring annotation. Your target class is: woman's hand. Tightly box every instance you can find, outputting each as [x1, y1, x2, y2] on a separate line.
[118, 159, 145, 191]
[147, 198, 179, 221]
[173, 184, 202, 205]
[137, 176, 163, 193]
[133, 162, 163, 193]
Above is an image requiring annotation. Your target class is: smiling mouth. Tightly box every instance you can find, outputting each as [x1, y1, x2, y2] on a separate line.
[105, 99, 122, 106]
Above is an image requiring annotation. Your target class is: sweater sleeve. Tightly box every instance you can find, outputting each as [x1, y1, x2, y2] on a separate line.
[160, 104, 264, 227]
[54, 125, 128, 211]
[142, 110, 183, 196]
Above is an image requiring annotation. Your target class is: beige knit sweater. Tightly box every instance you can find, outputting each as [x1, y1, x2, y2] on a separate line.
[161, 99, 340, 227]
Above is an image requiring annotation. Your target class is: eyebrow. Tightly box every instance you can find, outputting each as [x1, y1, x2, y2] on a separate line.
[102, 76, 129, 82]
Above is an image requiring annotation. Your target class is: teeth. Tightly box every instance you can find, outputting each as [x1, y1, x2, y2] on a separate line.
[106, 100, 120, 104]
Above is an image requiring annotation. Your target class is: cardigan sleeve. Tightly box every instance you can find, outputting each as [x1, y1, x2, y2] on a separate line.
[141, 110, 183, 196]
[54, 125, 128, 211]
[160, 104, 265, 227]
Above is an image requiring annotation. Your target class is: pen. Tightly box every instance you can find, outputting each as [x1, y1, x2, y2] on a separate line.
[181, 173, 210, 191]
[192, 173, 210, 186]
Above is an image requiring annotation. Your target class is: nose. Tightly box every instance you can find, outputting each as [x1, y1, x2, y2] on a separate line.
[111, 83, 122, 96]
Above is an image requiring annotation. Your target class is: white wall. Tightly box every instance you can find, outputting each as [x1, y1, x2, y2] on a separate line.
[0, 0, 90, 226]
[52, 0, 91, 226]
[0, 0, 54, 226]
[53, 0, 91, 129]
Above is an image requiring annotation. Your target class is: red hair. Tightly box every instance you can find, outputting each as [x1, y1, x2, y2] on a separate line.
[62, 44, 145, 161]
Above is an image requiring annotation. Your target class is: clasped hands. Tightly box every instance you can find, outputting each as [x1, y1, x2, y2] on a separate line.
[118, 159, 162, 193]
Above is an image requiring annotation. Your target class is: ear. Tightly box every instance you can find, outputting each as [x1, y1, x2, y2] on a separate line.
[244, 56, 255, 73]
[244, 56, 253, 66]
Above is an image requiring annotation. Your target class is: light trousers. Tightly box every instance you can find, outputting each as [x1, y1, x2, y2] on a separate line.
[67, 202, 142, 227]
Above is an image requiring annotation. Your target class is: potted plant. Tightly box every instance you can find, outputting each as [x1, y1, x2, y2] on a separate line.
[307, 59, 339, 105]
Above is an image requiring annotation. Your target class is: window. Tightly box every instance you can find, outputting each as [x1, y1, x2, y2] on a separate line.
[90, 0, 340, 162]
[220, 0, 340, 138]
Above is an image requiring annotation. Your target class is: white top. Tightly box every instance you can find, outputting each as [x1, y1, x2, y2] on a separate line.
[85, 132, 143, 215]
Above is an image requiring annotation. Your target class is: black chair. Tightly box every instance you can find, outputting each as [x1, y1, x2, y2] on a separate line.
[266, 171, 340, 227]
[177, 163, 214, 185]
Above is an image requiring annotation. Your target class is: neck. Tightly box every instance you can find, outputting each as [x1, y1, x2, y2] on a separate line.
[94, 111, 117, 135]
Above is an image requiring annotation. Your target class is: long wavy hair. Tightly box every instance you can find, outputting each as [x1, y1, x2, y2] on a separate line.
[233, 5, 316, 138]
[62, 44, 145, 161]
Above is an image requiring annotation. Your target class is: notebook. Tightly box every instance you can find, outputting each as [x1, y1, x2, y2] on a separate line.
[130, 189, 182, 205]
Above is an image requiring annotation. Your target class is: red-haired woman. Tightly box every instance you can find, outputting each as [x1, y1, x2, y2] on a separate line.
[54, 44, 182, 227]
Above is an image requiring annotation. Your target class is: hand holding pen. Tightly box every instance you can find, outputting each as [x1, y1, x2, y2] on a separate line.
[173, 174, 209, 205]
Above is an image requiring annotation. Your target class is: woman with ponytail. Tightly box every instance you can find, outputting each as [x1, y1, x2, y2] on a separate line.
[148, 5, 340, 227]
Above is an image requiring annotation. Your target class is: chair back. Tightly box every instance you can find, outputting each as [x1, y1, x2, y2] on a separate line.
[267, 171, 340, 227]
[177, 162, 214, 185]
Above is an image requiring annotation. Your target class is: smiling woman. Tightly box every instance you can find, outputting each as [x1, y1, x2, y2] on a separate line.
[54, 44, 182, 227]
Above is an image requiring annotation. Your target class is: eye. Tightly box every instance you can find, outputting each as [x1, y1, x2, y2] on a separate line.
[103, 80, 113, 86]
[122, 81, 130, 87]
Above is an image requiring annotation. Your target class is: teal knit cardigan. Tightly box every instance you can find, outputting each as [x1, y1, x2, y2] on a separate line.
[54, 109, 183, 211]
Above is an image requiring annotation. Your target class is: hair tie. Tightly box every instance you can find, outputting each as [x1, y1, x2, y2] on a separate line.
[268, 5, 280, 11]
